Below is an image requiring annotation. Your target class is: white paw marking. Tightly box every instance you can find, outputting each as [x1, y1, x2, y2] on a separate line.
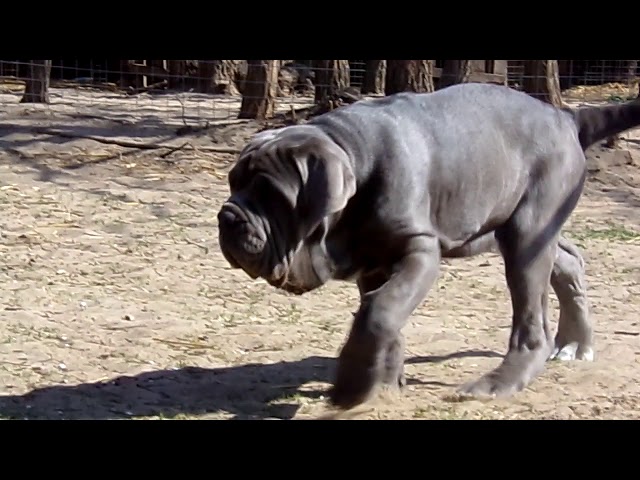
[549, 342, 594, 362]
[577, 346, 595, 362]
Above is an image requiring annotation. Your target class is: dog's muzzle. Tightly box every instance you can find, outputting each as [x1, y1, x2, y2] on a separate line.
[217, 201, 267, 278]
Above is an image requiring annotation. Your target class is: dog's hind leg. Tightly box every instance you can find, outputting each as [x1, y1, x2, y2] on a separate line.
[447, 232, 593, 364]
[549, 236, 593, 362]
[458, 150, 587, 398]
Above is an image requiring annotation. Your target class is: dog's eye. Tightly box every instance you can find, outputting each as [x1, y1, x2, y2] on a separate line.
[251, 174, 279, 200]
[243, 174, 276, 207]
[248, 174, 294, 215]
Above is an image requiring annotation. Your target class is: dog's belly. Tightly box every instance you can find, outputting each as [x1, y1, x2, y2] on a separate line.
[439, 231, 499, 259]
[425, 156, 528, 254]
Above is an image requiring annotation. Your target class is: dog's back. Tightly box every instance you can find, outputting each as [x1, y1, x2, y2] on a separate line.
[311, 82, 640, 156]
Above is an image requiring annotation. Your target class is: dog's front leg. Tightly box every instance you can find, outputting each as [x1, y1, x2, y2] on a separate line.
[329, 235, 441, 410]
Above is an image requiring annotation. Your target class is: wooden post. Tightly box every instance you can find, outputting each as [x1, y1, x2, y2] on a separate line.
[439, 60, 472, 88]
[20, 60, 52, 103]
[522, 60, 563, 107]
[361, 60, 386, 94]
[313, 60, 350, 104]
[238, 60, 280, 120]
[385, 60, 435, 95]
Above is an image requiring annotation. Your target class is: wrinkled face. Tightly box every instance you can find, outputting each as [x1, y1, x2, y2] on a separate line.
[217, 167, 306, 293]
[217, 125, 356, 295]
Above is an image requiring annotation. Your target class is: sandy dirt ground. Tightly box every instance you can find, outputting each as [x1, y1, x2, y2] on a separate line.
[0, 85, 639, 420]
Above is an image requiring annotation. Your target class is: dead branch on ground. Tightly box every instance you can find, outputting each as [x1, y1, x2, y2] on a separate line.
[159, 142, 192, 159]
[125, 80, 168, 96]
[29, 126, 241, 154]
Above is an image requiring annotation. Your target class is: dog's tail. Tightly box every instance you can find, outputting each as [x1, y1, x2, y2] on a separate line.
[566, 95, 640, 150]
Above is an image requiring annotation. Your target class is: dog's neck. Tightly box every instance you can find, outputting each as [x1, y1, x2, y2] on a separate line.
[295, 214, 355, 285]
[311, 115, 377, 190]
[315, 214, 360, 282]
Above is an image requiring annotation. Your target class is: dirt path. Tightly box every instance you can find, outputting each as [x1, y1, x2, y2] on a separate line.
[0, 89, 639, 420]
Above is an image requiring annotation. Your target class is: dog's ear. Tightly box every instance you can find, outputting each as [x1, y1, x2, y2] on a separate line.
[227, 151, 253, 193]
[293, 136, 356, 229]
[227, 128, 283, 193]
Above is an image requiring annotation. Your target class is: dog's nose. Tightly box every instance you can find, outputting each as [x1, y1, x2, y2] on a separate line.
[218, 208, 242, 228]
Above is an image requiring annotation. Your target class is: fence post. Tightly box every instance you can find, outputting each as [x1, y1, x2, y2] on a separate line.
[238, 60, 280, 120]
[21, 60, 52, 104]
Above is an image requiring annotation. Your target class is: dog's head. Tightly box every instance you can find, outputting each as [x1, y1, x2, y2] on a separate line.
[217, 124, 356, 294]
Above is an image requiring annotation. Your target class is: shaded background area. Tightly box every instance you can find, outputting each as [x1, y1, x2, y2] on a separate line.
[1, 60, 638, 123]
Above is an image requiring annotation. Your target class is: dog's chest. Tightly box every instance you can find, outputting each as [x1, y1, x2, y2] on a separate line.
[325, 218, 398, 280]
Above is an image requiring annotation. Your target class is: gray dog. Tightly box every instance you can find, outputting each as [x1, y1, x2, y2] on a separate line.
[217, 83, 640, 410]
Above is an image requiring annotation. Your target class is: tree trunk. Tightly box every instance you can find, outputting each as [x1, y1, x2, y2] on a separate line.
[522, 60, 563, 107]
[313, 60, 350, 104]
[197, 60, 243, 95]
[197, 60, 215, 93]
[147, 60, 167, 85]
[626, 60, 638, 83]
[439, 60, 472, 88]
[21, 60, 51, 103]
[238, 60, 280, 120]
[119, 60, 136, 89]
[385, 60, 434, 95]
[361, 60, 386, 94]
[167, 60, 186, 89]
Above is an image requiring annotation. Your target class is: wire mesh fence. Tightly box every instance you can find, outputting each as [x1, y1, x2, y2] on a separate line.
[0, 60, 638, 130]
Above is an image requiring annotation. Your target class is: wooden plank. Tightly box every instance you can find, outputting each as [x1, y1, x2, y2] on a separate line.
[469, 60, 486, 73]
[485, 60, 495, 74]
[494, 60, 508, 75]
[127, 61, 170, 79]
[468, 72, 507, 84]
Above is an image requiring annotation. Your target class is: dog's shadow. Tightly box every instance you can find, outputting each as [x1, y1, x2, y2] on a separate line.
[0, 350, 502, 420]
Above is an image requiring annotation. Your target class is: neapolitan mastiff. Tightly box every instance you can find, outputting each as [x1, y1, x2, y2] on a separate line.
[217, 83, 640, 410]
